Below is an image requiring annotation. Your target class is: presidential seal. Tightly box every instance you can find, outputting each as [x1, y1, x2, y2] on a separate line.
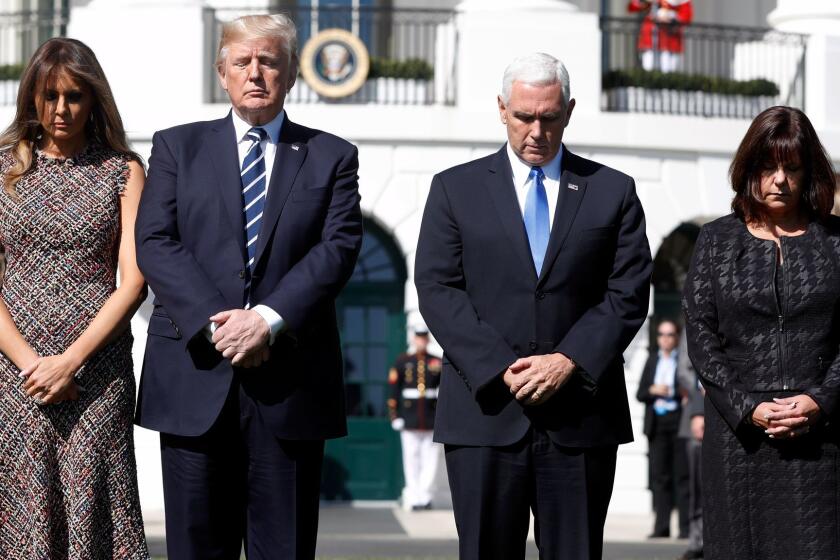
[300, 28, 370, 99]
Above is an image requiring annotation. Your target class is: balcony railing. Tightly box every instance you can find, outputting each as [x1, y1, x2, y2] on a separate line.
[600, 17, 807, 119]
[203, 5, 456, 106]
[0, 8, 69, 106]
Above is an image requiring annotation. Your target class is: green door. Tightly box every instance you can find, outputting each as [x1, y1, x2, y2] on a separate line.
[321, 219, 408, 501]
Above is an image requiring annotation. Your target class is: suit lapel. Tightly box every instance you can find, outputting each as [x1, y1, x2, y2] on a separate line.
[252, 118, 307, 268]
[206, 114, 247, 263]
[486, 148, 536, 275]
[537, 150, 587, 286]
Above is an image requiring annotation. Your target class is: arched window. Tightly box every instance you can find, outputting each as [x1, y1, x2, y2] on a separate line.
[650, 220, 702, 340]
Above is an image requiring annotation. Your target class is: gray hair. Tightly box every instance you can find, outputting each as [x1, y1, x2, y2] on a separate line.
[500, 52, 570, 106]
[216, 14, 299, 69]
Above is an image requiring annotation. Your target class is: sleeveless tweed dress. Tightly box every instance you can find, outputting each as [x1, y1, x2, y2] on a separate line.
[0, 146, 148, 559]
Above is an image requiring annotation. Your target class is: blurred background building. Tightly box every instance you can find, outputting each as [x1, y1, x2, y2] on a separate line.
[1, 0, 838, 521]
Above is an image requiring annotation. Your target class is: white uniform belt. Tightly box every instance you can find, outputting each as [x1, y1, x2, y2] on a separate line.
[402, 388, 438, 399]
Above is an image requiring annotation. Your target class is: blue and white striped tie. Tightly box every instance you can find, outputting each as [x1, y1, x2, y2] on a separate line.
[241, 127, 267, 301]
[240, 126, 268, 309]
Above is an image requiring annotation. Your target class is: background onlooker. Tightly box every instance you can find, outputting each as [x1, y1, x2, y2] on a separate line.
[677, 334, 704, 560]
[388, 326, 442, 511]
[627, 0, 694, 73]
[636, 318, 689, 539]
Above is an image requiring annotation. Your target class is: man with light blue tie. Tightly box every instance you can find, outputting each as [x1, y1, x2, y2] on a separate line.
[134, 14, 362, 560]
[415, 52, 652, 559]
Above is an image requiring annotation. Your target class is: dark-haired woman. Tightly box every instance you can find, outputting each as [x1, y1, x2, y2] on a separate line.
[0, 38, 148, 558]
[683, 105, 840, 559]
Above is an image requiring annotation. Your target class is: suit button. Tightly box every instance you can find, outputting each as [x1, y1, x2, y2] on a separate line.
[239, 269, 246, 279]
[529, 341, 538, 351]
[536, 290, 545, 300]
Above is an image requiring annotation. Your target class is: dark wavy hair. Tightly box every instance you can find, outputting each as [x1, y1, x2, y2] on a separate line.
[0, 38, 140, 196]
[729, 106, 835, 224]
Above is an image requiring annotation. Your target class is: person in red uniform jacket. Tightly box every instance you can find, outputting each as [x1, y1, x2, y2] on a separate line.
[628, 0, 693, 73]
[388, 327, 442, 510]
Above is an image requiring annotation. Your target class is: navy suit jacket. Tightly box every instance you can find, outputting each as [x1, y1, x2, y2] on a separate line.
[134, 113, 362, 439]
[415, 146, 652, 447]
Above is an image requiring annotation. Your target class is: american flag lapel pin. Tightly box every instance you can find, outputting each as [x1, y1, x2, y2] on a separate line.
[568, 183, 579, 191]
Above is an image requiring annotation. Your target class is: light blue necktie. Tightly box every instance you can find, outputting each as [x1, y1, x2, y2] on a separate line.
[524, 166, 550, 275]
[241, 127, 267, 302]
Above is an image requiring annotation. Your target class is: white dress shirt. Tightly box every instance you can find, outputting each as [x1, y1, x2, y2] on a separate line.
[653, 350, 679, 413]
[207, 110, 287, 344]
[506, 143, 564, 231]
[231, 109, 284, 195]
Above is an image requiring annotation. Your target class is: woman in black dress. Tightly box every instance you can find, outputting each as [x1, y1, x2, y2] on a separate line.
[683, 105, 840, 559]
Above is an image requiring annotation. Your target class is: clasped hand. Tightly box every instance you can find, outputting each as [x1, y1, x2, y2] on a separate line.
[20, 354, 81, 404]
[210, 309, 270, 368]
[752, 395, 821, 439]
[502, 353, 576, 406]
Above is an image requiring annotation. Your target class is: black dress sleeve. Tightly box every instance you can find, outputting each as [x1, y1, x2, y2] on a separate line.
[682, 227, 758, 431]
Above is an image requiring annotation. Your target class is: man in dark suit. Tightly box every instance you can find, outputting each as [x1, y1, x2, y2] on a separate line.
[134, 14, 362, 560]
[636, 319, 690, 539]
[415, 52, 652, 560]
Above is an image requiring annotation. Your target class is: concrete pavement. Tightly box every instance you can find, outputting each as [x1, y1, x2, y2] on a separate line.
[145, 504, 692, 559]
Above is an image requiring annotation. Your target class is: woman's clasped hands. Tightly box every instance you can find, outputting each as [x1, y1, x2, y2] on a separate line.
[752, 395, 821, 439]
[20, 354, 82, 405]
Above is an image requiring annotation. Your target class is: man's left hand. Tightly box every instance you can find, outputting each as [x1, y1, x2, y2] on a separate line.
[505, 353, 577, 406]
[210, 309, 271, 368]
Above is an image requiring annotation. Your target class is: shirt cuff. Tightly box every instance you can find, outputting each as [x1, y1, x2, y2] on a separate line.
[252, 304, 285, 345]
[204, 322, 216, 343]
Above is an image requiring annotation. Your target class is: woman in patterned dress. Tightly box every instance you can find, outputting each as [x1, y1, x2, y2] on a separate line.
[683, 106, 840, 559]
[0, 39, 148, 558]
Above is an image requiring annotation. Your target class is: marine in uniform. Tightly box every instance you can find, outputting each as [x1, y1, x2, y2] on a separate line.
[388, 327, 441, 511]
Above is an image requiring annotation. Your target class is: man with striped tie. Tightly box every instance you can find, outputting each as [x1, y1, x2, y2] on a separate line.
[415, 53, 652, 560]
[134, 14, 362, 560]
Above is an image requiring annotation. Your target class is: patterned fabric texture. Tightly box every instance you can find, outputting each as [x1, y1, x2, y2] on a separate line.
[683, 213, 840, 560]
[0, 145, 148, 559]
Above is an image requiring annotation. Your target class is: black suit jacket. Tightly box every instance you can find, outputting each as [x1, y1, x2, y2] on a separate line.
[134, 113, 363, 439]
[636, 353, 683, 438]
[415, 145, 652, 447]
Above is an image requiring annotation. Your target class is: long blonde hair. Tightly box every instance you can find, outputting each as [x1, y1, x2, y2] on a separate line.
[0, 38, 139, 196]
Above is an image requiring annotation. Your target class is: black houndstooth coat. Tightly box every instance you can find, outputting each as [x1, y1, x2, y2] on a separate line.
[683, 213, 840, 560]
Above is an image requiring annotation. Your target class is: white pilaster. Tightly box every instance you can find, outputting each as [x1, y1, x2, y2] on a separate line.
[67, 0, 209, 520]
[768, 0, 840, 35]
[454, 0, 601, 117]
[768, 0, 840, 133]
[68, 0, 209, 135]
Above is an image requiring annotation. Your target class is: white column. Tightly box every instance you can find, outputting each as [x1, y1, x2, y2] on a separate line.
[768, 0, 840, 133]
[68, 0, 210, 520]
[68, 0, 209, 135]
[454, 0, 601, 115]
[768, 0, 840, 35]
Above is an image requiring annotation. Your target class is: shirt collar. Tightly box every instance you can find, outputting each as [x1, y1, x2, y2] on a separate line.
[231, 109, 285, 144]
[658, 349, 678, 361]
[506, 143, 564, 188]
